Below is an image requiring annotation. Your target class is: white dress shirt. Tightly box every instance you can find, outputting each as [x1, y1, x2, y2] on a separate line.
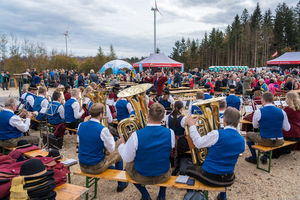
[4, 108, 30, 133]
[38, 95, 49, 114]
[118, 124, 175, 163]
[106, 105, 113, 123]
[53, 101, 64, 119]
[25, 93, 35, 108]
[78, 118, 115, 153]
[189, 125, 238, 149]
[70, 97, 84, 119]
[252, 104, 290, 139]
[165, 114, 186, 129]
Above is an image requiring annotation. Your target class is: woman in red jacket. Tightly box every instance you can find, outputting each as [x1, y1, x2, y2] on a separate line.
[283, 91, 300, 140]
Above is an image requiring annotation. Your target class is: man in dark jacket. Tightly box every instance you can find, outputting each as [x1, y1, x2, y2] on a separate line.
[173, 69, 181, 88]
[78, 73, 85, 87]
[89, 69, 99, 84]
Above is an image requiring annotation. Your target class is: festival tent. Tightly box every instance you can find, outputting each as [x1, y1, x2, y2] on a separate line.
[133, 53, 184, 72]
[100, 60, 133, 75]
[266, 52, 300, 65]
[209, 66, 249, 72]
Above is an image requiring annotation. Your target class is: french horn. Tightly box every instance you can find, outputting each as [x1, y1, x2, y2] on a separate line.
[185, 97, 225, 165]
[117, 83, 152, 141]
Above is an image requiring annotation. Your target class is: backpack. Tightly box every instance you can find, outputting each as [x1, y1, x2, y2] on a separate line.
[183, 190, 207, 200]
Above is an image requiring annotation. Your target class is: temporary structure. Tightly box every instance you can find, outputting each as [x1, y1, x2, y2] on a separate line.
[133, 53, 183, 71]
[267, 52, 300, 65]
[209, 66, 249, 72]
[100, 60, 133, 74]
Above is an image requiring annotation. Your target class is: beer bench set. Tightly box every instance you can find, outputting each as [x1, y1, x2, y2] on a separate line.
[74, 168, 225, 200]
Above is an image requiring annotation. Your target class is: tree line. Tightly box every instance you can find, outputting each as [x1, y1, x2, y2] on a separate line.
[170, 1, 300, 70]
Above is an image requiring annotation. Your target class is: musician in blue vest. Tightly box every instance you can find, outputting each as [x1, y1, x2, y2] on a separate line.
[158, 88, 175, 114]
[188, 91, 204, 115]
[24, 84, 38, 112]
[219, 100, 227, 129]
[203, 84, 213, 99]
[115, 97, 134, 122]
[47, 91, 64, 125]
[0, 97, 39, 147]
[19, 84, 30, 109]
[64, 88, 84, 129]
[245, 92, 291, 164]
[33, 86, 49, 121]
[185, 107, 245, 200]
[226, 88, 242, 111]
[118, 103, 175, 200]
[78, 103, 128, 192]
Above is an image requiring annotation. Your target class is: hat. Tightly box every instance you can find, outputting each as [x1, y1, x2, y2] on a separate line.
[29, 84, 38, 91]
[16, 140, 32, 149]
[204, 84, 211, 89]
[20, 159, 53, 179]
[100, 82, 106, 87]
[47, 149, 61, 160]
[113, 84, 121, 91]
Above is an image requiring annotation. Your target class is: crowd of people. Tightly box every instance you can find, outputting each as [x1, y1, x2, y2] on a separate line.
[0, 66, 299, 200]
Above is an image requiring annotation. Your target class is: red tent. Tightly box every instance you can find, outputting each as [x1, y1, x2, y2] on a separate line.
[133, 53, 183, 68]
[267, 52, 300, 65]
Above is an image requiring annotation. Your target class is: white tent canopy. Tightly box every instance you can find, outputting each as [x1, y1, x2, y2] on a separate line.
[100, 60, 133, 74]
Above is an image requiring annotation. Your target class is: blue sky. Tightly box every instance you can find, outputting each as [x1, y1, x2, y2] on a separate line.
[0, 0, 298, 58]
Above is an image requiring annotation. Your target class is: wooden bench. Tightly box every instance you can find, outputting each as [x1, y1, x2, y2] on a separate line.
[252, 140, 297, 173]
[66, 127, 78, 135]
[74, 169, 225, 200]
[55, 183, 88, 200]
[240, 119, 252, 124]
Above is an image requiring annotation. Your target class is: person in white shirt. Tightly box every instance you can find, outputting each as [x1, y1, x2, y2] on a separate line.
[0, 97, 39, 147]
[245, 92, 291, 164]
[33, 86, 49, 121]
[118, 103, 175, 200]
[78, 103, 128, 192]
[219, 100, 227, 129]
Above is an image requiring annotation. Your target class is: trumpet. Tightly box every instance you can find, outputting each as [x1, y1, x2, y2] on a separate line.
[16, 108, 38, 117]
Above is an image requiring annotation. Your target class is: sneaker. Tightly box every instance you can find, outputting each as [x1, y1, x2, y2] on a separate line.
[260, 156, 267, 164]
[245, 156, 257, 164]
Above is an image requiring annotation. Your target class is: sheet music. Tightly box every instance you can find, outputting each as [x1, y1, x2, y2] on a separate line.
[274, 101, 281, 106]
[281, 101, 287, 107]
[244, 106, 253, 113]
[255, 105, 263, 110]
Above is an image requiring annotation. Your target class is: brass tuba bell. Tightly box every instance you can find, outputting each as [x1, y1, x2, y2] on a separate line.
[117, 83, 152, 141]
[185, 97, 225, 165]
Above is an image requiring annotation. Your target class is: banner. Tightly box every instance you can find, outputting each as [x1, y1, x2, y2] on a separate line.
[139, 62, 143, 71]
[181, 64, 184, 73]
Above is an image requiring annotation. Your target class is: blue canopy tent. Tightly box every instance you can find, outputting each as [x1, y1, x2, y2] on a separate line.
[100, 60, 133, 75]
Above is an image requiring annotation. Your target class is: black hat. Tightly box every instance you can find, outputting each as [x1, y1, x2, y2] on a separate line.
[112, 84, 121, 91]
[47, 149, 61, 160]
[204, 84, 211, 89]
[16, 140, 32, 149]
[29, 84, 38, 91]
[20, 159, 53, 179]
[100, 82, 106, 87]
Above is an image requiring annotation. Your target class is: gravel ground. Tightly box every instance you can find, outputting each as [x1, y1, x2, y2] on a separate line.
[3, 88, 300, 200]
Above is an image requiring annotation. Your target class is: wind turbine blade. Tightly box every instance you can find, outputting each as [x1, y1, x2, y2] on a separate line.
[155, 0, 162, 15]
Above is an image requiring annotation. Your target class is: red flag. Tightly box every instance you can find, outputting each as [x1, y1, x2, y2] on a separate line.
[272, 51, 278, 57]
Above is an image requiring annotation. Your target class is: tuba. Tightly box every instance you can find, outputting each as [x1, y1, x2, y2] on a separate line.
[185, 97, 225, 165]
[56, 87, 65, 105]
[117, 83, 152, 141]
[85, 89, 109, 127]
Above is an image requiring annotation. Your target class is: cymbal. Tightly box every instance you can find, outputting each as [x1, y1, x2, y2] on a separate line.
[118, 83, 152, 98]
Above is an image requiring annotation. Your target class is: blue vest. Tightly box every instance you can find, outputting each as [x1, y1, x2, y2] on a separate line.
[116, 99, 130, 121]
[0, 111, 23, 140]
[159, 97, 171, 109]
[47, 101, 64, 125]
[202, 129, 245, 175]
[259, 106, 284, 139]
[78, 121, 105, 165]
[191, 105, 202, 115]
[226, 95, 241, 110]
[168, 115, 185, 136]
[64, 98, 77, 123]
[24, 93, 36, 112]
[88, 101, 93, 111]
[33, 96, 46, 120]
[204, 93, 212, 100]
[134, 126, 172, 176]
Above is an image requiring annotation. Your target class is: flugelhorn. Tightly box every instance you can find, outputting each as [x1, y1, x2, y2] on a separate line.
[117, 83, 152, 141]
[185, 97, 225, 165]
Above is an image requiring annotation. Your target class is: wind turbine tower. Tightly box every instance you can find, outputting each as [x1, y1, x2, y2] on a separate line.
[63, 30, 69, 55]
[151, 0, 161, 53]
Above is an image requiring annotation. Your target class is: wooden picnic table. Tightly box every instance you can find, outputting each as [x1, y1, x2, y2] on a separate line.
[169, 87, 190, 91]
[55, 183, 89, 200]
[170, 89, 204, 94]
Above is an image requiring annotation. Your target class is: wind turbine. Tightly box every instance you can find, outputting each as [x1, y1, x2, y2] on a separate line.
[63, 29, 69, 55]
[151, 0, 162, 53]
